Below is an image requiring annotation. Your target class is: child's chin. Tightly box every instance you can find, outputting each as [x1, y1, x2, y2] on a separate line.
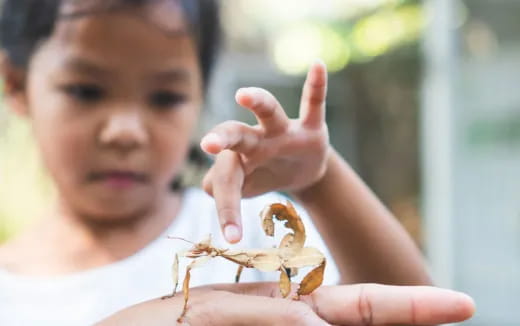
[73, 191, 156, 223]
[81, 202, 154, 225]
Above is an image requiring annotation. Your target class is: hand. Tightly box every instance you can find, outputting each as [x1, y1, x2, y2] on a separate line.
[201, 60, 330, 243]
[97, 283, 475, 326]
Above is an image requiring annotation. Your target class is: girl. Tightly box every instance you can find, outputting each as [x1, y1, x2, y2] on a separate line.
[0, 0, 474, 325]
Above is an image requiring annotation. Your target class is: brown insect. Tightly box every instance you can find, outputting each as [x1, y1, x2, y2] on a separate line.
[163, 201, 326, 322]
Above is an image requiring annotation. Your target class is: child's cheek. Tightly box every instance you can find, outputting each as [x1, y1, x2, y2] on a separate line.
[31, 105, 93, 191]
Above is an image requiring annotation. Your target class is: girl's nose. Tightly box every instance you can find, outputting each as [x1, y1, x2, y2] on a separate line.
[99, 111, 149, 150]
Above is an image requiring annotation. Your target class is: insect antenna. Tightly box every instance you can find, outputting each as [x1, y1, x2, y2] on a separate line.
[167, 236, 196, 245]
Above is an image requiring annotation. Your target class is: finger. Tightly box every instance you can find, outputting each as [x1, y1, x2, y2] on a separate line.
[209, 150, 245, 244]
[207, 283, 475, 325]
[185, 292, 329, 326]
[200, 121, 261, 155]
[235, 87, 289, 137]
[299, 59, 328, 130]
[312, 284, 475, 326]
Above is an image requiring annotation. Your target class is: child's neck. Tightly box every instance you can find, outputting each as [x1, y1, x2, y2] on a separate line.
[0, 192, 182, 276]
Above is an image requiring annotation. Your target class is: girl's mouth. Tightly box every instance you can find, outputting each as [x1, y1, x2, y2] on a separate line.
[89, 171, 149, 189]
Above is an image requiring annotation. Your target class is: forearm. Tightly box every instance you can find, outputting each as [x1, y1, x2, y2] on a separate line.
[95, 298, 184, 326]
[292, 148, 432, 285]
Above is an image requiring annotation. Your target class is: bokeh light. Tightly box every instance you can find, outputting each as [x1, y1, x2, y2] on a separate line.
[352, 5, 424, 58]
[273, 23, 350, 75]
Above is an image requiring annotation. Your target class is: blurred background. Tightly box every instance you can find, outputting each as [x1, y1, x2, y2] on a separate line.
[0, 0, 518, 324]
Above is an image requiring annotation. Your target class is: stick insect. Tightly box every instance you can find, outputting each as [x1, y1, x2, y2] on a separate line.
[163, 201, 326, 322]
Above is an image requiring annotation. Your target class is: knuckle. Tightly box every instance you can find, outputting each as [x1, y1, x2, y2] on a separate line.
[234, 120, 253, 131]
[356, 284, 375, 326]
[217, 206, 237, 222]
[308, 78, 327, 89]
[305, 92, 326, 107]
[214, 171, 236, 185]
[254, 90, 277, 118]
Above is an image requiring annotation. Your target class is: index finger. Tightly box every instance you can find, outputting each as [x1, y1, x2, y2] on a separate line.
[208, 283, 475, 325]
[206, 150, 245, 244]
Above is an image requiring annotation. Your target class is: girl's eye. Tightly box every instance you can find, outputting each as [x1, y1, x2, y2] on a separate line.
[61, 84, 105, 102]
[149, 91, 187, 109]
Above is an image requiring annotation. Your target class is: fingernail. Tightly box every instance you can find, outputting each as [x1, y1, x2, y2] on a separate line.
[235, 88, 254, 106]
[235, 88, 245, 98]
[314, 58, 326, 68]
[457, 292, 476, 314]
[224, 224, 241, 243]
[201, 133, 223, 149]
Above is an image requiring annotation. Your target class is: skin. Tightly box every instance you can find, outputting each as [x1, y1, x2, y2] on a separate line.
[201, 62, 431, 284]
[0, 4, 430, 283]
[99, 282, 476, 326]
[0, 2, 452, 325]
[0, 7, 202, 274]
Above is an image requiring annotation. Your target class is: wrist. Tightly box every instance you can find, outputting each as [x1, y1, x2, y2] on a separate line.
[291, 146, 338, 203]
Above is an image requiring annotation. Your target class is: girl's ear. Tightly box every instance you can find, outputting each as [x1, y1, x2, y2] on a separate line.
[0, 51, 29, 117]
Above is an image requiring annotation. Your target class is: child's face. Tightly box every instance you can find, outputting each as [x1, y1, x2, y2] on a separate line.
[17, 7, 203, 221]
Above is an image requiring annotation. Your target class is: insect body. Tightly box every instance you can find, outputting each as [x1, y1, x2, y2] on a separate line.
[165, 201, 326, 322]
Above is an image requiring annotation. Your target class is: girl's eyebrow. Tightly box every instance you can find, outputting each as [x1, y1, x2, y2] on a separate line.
[150, 69, 191, 83]
[61, 58, 191, 83]
[62, 57, 111, 77]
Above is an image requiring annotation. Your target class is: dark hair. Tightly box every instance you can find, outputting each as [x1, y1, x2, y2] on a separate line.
[0, 0, 221, 88]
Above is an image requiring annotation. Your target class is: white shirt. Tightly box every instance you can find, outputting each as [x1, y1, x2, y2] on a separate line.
[0, 188, 339, 326]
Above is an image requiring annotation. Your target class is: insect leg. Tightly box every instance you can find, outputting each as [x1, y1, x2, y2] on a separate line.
[235, 265, 244, 283]
[161, 253, 180, 299]
[178, 256, 212, 322]
[294, 260, 326, 300]
[279, 267, 291, 298]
